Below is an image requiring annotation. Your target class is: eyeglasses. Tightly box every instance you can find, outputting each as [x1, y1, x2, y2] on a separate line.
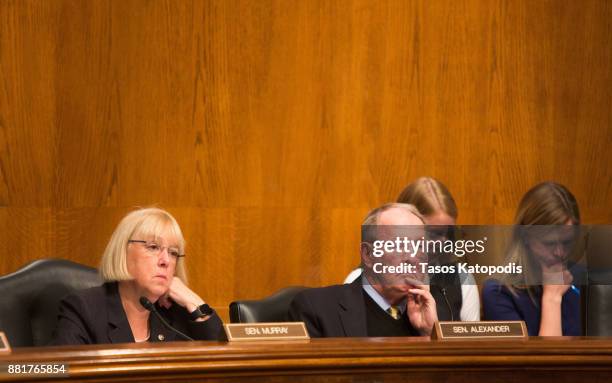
[128, 240, 185, 259]
[426, 226, 456, 241]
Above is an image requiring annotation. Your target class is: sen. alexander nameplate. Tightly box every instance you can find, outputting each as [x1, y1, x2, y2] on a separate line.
[432, 321, 527, 340]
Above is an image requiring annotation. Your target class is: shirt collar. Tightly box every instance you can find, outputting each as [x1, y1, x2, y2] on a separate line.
[361, 276, 406, 315]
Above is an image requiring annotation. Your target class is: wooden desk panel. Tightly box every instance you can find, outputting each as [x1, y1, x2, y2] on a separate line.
[1, 337, 612, 382]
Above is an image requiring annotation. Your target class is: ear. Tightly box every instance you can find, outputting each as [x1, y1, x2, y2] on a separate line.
[360, 242, 374, 269]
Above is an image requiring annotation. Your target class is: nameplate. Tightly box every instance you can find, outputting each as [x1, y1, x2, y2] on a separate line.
[432, 321, 527, 340]
[224, 322, 310, 341]
[0, 332, 10, 354]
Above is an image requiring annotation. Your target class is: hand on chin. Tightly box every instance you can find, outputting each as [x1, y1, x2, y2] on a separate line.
[157, 293, 173, 309]
[144, 280, 170, 304]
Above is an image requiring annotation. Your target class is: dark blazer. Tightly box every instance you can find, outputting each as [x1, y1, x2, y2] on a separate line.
[289, 278, 367, 337]
[50, 282, 225, 345]
[482, 279, 581, 336]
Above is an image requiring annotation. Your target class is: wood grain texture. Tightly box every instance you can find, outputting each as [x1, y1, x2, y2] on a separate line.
[3, 337, 612, 382]
[0, 1, 610, 309]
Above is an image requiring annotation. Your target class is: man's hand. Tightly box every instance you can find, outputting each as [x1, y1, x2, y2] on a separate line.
[406, 284, 438, 336]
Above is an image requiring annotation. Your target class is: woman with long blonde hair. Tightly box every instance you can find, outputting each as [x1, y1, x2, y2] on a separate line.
[483, 182, 582, 336]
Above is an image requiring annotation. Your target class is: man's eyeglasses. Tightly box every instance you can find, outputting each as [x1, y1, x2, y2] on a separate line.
[128, 240, 185, 259]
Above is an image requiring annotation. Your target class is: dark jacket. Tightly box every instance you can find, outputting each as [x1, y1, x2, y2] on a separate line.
[482, 278, 581, 336]
[430, 267, 462, 321]
[289, 279, 367, 337]
[482, 263, 585, 336]
[50, 282, 224, 345]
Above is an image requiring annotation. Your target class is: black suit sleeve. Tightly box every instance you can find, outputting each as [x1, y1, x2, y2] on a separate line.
[164, 303, 226, 341]
[185, 312, 226, 341]
[288, 292, 323, 338]
[49, 294, 94, 345]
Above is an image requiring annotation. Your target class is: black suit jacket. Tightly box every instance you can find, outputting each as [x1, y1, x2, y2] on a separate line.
[50, 282, 224, 345]
[288, 278, 372, 337]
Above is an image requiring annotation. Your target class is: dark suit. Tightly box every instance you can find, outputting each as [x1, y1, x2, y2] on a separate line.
[288, 278, 371, 337]
[50, 282, 224, 345]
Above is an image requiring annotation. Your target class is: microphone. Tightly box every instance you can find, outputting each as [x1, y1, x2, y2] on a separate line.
[438, 287, 455, 321]
[139, 297, 194, 341]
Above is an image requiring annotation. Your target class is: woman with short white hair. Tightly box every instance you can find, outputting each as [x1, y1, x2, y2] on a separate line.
[51, 207, 223, 345]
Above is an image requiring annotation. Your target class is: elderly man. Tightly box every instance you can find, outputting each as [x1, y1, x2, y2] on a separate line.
[289, 203, 438, 337]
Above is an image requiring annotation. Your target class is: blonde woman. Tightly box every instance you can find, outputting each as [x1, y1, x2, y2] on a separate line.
[483, 182, 582, 336]
[51, 208, 223, 345]
[397, 177, 480, 322]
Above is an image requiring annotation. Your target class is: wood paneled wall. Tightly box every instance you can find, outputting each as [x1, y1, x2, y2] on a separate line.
[1, 0, 610, 308]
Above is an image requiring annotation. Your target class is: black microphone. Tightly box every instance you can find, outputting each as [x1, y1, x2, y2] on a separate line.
[139, 297, 194, 341]
[438, 287, 455, 321]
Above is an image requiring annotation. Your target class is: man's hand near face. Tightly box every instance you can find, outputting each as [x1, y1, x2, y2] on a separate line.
[405, 283, 438, 336]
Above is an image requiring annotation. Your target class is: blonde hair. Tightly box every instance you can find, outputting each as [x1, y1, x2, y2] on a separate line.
[397, 177, 457, 219]
[99, 207, 188, 283]
[501, 182, 580, 298]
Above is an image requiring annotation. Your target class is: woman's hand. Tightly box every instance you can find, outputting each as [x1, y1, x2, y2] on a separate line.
[541, 266, 573, 300]
[539, 265, 572, 336]
[158, 277, 210, 321]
